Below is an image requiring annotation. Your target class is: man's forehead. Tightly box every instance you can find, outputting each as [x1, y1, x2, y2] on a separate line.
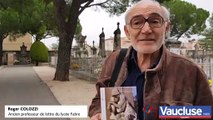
[127, 4, 164, 21]
[131, 12, 162, 19]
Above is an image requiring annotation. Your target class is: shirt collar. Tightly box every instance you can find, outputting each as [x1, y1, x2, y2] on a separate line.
[130, 48, 138, 65]
[130, 48, 161, 70]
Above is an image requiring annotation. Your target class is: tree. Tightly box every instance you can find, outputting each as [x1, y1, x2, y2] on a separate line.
[30, 41, 49, 66]
[0, 4, 21, 65]
[0, 0, 82, 66]
[51, 0, 143, 81]
[163, 0, 209, 40]
[199, 13, 213, 51]
[0, 0, 53, 65]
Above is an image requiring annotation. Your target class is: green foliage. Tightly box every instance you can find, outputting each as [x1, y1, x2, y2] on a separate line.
[200, 14, 213, 50]
[162, 0, 209, 39]
[100, 0, 130, 16]
[0, 0, 51, 39]
[0, 6, 20, 36]
[99, 0, 165, 15]
[18, 0, 55, 39]
[30, 41, 49, 63]
[75, 19, 82, 35]
[99, 0, 174, 16]
[0, 0, 82, 39]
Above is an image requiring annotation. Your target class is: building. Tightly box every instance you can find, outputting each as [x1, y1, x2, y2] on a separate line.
[105, 37, 131, 56]
[3, 33, 32, 65]
[180, 39, 204, 58]
[165, 39, 182, 55]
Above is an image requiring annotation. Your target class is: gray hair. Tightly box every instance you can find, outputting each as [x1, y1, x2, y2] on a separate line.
[124, 0, 170, 24]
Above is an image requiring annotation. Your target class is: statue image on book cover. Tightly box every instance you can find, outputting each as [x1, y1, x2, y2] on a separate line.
[100, 86, 137, 120]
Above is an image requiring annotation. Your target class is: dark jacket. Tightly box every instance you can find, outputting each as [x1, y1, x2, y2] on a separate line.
[89, 45, 213, 119]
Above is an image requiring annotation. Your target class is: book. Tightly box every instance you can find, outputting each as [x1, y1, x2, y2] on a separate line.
[100, 86, 137, 120]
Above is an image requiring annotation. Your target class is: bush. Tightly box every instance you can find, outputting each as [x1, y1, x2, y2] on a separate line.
[208, 79, 212, 87]
[71, 63, 80, 70]
[30, 41, 48, 65]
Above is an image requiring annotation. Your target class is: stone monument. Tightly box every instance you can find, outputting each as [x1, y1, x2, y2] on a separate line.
[113, 22, 121, 51]
[99, 28, 106, 57]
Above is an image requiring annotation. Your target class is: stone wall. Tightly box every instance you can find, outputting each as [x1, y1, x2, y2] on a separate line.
[50, 56, 105, 81]
[70, 57, 105, 79]
[50, 55, 213, 81]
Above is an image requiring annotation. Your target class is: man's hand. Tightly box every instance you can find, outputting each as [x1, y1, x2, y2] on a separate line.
[91, 113, 101, 120]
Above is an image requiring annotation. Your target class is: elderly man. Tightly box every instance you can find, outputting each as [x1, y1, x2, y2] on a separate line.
[89, 0, 213, 119]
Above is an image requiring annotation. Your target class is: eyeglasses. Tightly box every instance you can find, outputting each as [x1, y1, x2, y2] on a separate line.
[129, 15, 165, 29]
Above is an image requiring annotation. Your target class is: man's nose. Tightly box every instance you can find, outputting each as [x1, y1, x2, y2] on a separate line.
[140, 22, 152, 34]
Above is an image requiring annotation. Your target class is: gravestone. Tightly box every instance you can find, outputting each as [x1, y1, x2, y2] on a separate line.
[99, 28, 106, 57]
[113, 22, 121, 51]
[19, 42, 28, 64]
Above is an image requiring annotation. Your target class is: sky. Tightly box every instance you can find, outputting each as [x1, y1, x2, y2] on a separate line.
[41, 0, 213, 49]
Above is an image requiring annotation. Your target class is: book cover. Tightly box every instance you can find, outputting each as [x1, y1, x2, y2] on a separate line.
[100, 86, 137, 120]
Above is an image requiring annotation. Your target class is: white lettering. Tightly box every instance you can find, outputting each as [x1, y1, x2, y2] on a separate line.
[177, 109, 183, 115]
[166, 108, 172, 115]
[196, 109, 202, 115]
[160, 106, 167, 115]
[160, 106, 203, 116]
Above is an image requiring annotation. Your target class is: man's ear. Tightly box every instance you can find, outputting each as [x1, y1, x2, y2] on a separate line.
[124, 25, 130, 40]
[165, 21, 171, 39]
[165, 21, 171, 33]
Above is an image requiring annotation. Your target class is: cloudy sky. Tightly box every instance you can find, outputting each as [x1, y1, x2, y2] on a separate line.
[42, 0, 213, 48]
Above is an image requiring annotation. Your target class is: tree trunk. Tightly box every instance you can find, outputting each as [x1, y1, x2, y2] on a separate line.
[0, 34, 7, 66]
[0, 37, 3, 66]
[35, 61, 39, 66]
[53, 0, 80, 81]
[54, 35, 72, 81]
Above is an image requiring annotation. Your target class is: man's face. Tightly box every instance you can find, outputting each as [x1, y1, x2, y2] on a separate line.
[124, 3, 170, 54]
